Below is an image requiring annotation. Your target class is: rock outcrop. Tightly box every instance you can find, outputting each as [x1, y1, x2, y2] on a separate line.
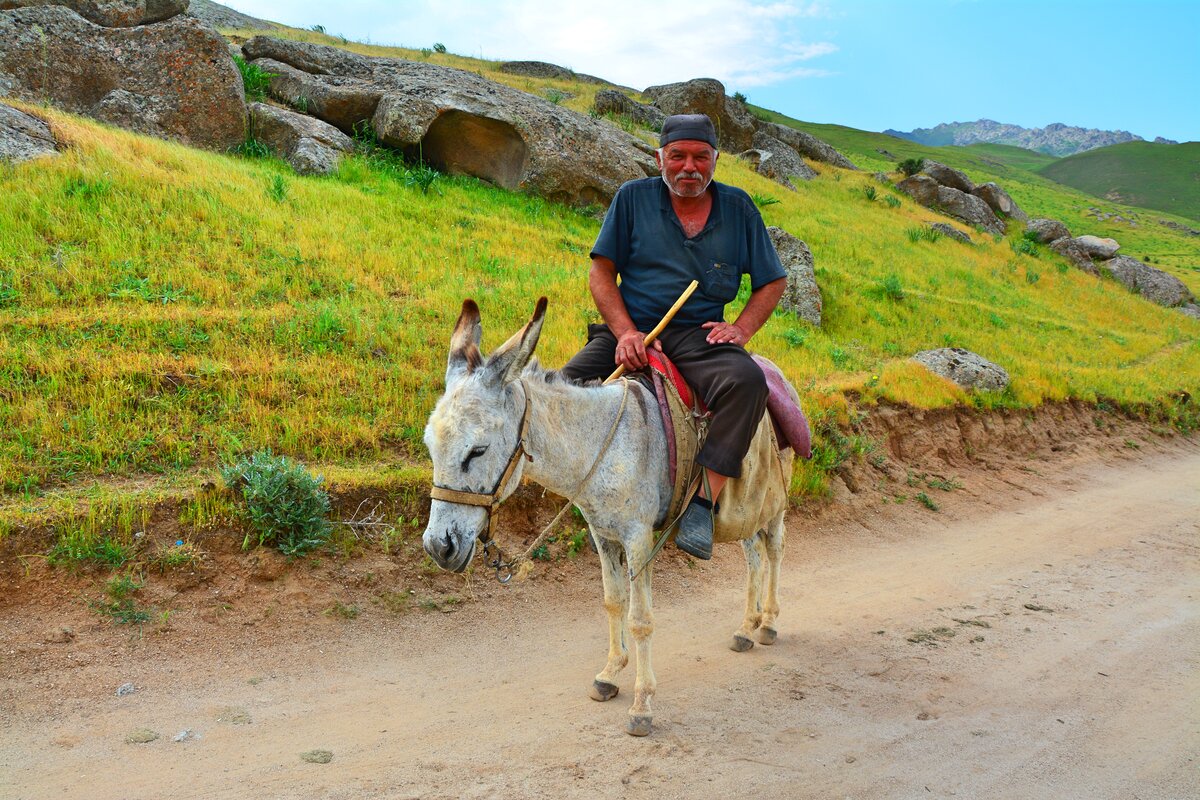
[920, 160, 974, 194]
[498, 60, 612, 86]
[758, 122, 857, 170]
[930, 223, 971, 244]
[187, 0, 273, 30]
[896, 174, 939, 207]
[973, 182, 1028, 222]
[1101, 256, 1193, 308]
[936, 186, 1005, 235]
[642, 78, 755, 153]
[899, 163, 1005, 234]
[592, 90, 665, 131]
[767, 226, 821, 326]
[1048, 237, 1097, 274]
[248, 102, 352, 175]
[0, 5, 246, 150]
[1025, 218, 1070, 244]
[913, 348, 1010, 392]
[243, 36, 656, 206]
[0, 101, 59, 163]
[739, 130, 816, 188]
[0, 0, 188, 27]
[1072, 235, 1120, 260]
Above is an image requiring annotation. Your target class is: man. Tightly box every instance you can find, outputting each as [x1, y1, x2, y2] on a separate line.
[562, 113, 787, 560]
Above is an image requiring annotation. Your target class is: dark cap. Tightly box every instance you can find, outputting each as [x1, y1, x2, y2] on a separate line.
[659, 114, 718, 150]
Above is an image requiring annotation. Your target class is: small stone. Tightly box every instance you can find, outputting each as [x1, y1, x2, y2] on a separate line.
[301, 749, 333, 764]
[173, 729, 200, 743]
[125, 728, 159, 744]
[44, 626, 75, 644]
[116, 682, 136, 697]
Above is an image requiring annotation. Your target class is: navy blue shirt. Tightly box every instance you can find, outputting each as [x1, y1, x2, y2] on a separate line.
[591, 177, 786, 332]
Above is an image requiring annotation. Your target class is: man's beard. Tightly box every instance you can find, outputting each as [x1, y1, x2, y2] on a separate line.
[663, 169, 711, 198]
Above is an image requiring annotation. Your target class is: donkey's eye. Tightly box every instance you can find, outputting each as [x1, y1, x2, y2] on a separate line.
[461, 445, 488, 472]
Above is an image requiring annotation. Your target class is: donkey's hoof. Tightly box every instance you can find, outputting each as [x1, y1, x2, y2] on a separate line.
[626, 715, 653, 737]
[589, 680, 620, 702]
[730, 634, 755, 652]
[757, 626, 778, 646]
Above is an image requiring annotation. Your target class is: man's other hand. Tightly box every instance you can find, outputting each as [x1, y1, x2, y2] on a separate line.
[702, 321, 749, 346]
[615, 330, 662, 370]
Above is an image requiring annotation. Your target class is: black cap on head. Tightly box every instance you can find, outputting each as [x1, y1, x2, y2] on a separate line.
[659, 114, 718, 150]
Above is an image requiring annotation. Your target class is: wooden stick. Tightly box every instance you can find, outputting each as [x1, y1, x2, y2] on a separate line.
[604, 279, 699, 384]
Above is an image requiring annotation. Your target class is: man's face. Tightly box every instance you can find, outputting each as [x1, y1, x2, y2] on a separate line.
[656, 140, 718, 198]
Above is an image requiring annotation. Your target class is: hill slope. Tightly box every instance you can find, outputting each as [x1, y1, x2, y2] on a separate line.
[1036, 141, 1200, 222]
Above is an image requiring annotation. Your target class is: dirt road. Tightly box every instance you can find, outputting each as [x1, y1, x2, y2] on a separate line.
[4, 444, 1198, 799]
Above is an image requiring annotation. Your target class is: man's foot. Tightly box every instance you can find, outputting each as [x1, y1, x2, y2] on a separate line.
[675, 497, 715, 560]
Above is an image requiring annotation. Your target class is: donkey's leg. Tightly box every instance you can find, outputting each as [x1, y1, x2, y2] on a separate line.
[624, 536, 656, 736]
[757, 511, 786, 645]
[732, 531, 767, 652]
[590, 536, 628, 703]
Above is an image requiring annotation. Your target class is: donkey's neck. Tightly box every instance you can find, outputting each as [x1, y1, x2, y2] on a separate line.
[519, 373, 639, 500]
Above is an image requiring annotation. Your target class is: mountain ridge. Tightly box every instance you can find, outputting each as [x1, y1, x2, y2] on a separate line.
[884, 118, 1178, 157]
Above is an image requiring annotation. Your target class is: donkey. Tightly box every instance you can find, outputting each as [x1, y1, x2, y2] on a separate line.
[423, 297, 793, 736]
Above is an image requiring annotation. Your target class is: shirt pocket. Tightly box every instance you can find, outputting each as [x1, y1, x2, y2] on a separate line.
[702, 261, 741, 303]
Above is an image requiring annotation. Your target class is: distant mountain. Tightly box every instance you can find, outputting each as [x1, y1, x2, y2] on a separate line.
[883, 119, 1178, 157]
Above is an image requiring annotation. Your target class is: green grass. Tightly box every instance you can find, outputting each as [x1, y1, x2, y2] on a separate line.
[0, 58, 1197, 524]
[1037, 141, 1200, 222]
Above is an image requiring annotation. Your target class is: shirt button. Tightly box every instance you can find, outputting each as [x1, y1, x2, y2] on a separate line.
[683, 240, 694, 248]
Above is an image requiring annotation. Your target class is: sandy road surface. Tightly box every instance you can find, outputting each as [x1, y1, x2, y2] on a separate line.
[3, 445, 1198, 799]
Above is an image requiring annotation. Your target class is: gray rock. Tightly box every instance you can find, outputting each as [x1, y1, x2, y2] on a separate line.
[0, 7, 246, 151]
[1073, 234, 1120, 260]
[1101, 256, 1193, 307]
[738, 130, 816, 187]
[972, 182, 1028, 222]
[1025, 218, 1071, 243]
[767, 226, 821, 326]
[248, 102, 352, 175]
[591, 89, 665, 131]
[872, 171, 892, 184]
[896, 174, 939, 206]
[920, 160, 975, 193]
[758, 121, 857, 169]
[935, 186, 1005, 235]
[244, 37, 656, 206]
[116, 682, 136, 696]
[642, 77, 755, 152]
[913, 348, 1009, 392]
[1049, 237, 1097, 274]
[172, 729, 201, 742]
[0, 0, 188, 27]
[187, 0, 273, 30]
[930, 223, 971, 244]
[0, 102, 58, 163]
[1179, 303, 1200, 320]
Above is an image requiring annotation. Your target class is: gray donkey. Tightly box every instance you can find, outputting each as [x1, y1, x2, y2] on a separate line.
[423, 297, 793, 736]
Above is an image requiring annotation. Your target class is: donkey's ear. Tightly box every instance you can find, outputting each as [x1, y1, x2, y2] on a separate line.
[485, 296, 547, 385]
[446, 299, 483, 384]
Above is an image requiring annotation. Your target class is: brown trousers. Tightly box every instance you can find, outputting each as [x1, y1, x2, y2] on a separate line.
[561, 324, 768, 478]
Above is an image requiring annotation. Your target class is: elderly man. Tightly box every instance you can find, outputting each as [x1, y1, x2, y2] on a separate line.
[562, 113, 787, 560]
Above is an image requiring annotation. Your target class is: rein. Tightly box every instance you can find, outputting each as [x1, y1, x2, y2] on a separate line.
[430, 377, 632, 583]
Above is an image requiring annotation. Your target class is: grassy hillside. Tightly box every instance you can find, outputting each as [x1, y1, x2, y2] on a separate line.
[1037, 141, 1200, 222]
[1, 36, 1198, 527]
[963, 143, 1059, 173]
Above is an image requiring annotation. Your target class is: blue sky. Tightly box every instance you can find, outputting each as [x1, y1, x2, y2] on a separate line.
[228, 0, 1198, 142]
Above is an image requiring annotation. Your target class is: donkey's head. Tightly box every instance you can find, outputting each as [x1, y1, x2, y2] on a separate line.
[422, 297, 547, 572]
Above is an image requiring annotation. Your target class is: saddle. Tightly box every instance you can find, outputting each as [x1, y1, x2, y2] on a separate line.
[644, 351, 811, 540]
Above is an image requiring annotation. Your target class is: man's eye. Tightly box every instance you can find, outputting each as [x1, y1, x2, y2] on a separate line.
[461, 445, 488, 472]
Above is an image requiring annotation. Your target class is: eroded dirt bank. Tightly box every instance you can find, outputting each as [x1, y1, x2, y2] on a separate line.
[1, 410, 1197, 799]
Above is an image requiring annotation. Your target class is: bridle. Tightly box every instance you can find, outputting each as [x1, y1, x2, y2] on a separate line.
[428, 377, 631, 583]
[429, 379, 534, 577]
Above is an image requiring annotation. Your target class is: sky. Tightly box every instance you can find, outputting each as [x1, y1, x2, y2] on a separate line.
[225, 0, 1199, 142]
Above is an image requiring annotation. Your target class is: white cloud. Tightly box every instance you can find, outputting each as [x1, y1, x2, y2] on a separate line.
[229, 0, 838, 91]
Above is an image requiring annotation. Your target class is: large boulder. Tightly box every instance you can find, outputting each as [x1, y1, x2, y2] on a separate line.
[972, 182, 1028, 222]
[1073, 234, 1120, 260]
[1101, 256, 1194, 307]
[739, 130, 816, 188]
[0, 6, 246, 151]
[0, 101, 59, 162]
[920, 160, 975, 193]
[244, 36, 656, 206]
[248, 102, 353, 175]
[498, 61, 612, 86]
[592, 89, 665, 131]
[0, 0, 187, 27]
[1049, 237, 1097, 274]
[896, 174, 939, 206]
[758, 121, 857, 169]
[1025, 218, 1070, 243]
[930, 222, 971, 244]
[187, 0, 273, 30]
[913, 348, 1009, 392]
[935, 186, 1005, 235]
[766, 226, 821, 326]
[642, 78, 755, 153]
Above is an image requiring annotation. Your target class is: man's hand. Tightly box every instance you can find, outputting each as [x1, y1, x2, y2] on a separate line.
[614, 330, 662, 370]
[701, 320, 750, 347]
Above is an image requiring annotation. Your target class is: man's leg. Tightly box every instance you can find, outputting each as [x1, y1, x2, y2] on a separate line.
[561, 324, 619, 383]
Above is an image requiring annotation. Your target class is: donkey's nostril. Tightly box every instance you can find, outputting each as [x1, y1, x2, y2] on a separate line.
[436, 536, 456, 563]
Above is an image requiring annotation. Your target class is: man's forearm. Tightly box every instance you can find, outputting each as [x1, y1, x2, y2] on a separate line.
[732, 277, 786, 340]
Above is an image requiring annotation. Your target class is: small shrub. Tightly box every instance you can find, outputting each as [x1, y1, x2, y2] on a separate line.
[898, 157, 925, 177]
[1025, 268, 1040, 285]
[420, 47, 433, 59]
[863, 185, 877, 201]
[916, 492, 939, 511]
[782, 328, 808, 347]
[433, 42, 447, 54]
[91, 575, 151, 624]
[267, 174, 288, 202]
[732, 91, 748, 104]
[1010, 237, 1039, 257]
[310, 24, 326, 34]
[751, 193, 781, 208]
[906, 225, 942, 244]
[233, 137, 272, 159]
[874, 274, 905, 301]
[233, 54, 276, 103]
[884, 194, 901, 208]
[545, 88, 565, 105]
[406, 163, 439, 194]
[221, 450, 332, 556]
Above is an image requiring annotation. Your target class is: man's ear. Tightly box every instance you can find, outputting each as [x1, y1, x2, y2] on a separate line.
[484, 297, 548, 386]
[446, 299, 483, 384]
